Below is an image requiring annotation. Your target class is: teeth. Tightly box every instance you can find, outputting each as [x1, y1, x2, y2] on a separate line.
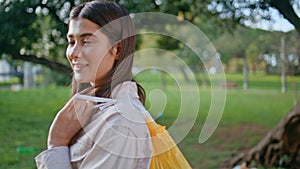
[73, 64, 87, 71]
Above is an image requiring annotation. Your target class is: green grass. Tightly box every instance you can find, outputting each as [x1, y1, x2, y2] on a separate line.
[179, 88, 294, 169]
[0, 73, 299, 169]
[223, 73, 300, 90]
[0, 77, 20, 86]
[0, 86, 70, 169]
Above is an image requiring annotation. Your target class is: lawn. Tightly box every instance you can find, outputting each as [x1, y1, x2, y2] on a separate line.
[0, 73, 298, 169]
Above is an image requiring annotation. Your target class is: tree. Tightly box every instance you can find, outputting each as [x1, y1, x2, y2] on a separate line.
[208, 0, 300, 33]
[2, 0, 300, 76]
[0, 0, 74, 75]
[270, 0, 300, 33]
[213, 26, 274, 79]
[209, 1, 300, 166]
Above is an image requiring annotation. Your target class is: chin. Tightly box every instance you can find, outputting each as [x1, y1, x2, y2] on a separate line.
[74, 75, 90, 83]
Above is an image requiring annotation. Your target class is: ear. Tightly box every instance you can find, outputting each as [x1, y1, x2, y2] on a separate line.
[111, 42, 122, 60]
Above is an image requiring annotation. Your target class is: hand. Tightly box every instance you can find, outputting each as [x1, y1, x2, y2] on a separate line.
[47, 94, 95, 149]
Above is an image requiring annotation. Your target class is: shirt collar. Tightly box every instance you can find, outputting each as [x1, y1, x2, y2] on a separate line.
[111, 81, 139, 100]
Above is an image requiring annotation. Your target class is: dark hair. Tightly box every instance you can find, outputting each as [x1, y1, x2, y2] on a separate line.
[69, 0, 145, 104]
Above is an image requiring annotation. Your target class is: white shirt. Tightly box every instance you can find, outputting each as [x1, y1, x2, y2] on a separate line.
[35, 81, 153, 169]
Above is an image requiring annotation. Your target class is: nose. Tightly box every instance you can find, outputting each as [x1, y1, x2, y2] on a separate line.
[67, 43, 82, 60]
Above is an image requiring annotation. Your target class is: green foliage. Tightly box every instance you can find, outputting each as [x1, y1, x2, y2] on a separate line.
[0, 0, 39, 54]
[157, 36, 180, 51]
[213, 25, 299, 74]
[0, 77, 19, 86]
[1, 0, 299, 84]
[0, 0, 72, 75]
[42, 67, 72, 86]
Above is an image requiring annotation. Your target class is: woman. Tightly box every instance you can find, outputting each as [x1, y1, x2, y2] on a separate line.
[35, 1, 153, 168]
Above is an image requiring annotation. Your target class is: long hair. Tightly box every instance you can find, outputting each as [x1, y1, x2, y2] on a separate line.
[68, 0, 145, 104]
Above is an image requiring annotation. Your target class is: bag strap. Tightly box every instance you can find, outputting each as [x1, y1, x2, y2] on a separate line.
[131, 99, 154, 122]
[74, 94, 117, 104]
[75, 94, 154, 122]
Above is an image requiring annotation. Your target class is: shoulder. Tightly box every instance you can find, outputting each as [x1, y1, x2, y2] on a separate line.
[85, 99, 149, 138]
[106, 99, 149, 137]
[90, 103, 152, 158]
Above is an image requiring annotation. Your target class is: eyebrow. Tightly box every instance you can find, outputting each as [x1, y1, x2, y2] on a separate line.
[67, 33, 98, 39]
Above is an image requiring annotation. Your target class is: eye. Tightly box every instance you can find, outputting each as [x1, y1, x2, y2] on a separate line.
[82, 39, 91, 44]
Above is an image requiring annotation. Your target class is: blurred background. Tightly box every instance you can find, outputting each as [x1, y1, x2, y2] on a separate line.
[0, 0, 300, 169]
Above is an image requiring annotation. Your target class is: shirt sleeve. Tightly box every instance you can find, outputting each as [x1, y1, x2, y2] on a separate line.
[35, 111, 152, 169]
[35, 146, 72, 169]
[67, 110, 151, 169]
[77, 124, 151, 169]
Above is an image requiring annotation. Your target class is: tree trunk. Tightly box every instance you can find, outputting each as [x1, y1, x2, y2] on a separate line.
[243, 56, 248, 90]
[201, 69, 208, 88]
[12, 53, 72, 76]
[179, 66, 190, 82]
[296, 33, 300, 74]
[281, 34, 287, 93]
[222, 103, 300, 169]
[160, 70, 167, 90]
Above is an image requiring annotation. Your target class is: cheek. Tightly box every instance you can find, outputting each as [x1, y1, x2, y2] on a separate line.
[92, 45, 113, 65]
[95, 53, 115, 76]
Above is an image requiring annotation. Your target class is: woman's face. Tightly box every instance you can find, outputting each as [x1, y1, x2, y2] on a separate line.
[66, 18, 117, 85]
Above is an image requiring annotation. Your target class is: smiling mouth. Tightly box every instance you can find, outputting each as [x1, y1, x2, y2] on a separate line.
[73, 64, 88, 71]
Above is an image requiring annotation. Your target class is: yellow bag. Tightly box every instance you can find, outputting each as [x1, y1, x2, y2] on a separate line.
[146, 118, 192, 169]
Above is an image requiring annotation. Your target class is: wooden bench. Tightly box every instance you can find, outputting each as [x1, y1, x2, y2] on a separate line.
[222, 82, 238, 88]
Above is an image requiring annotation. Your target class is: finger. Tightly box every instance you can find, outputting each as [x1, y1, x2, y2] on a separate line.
[73, 99, 96, 127]
[74, 97, 96, 110]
